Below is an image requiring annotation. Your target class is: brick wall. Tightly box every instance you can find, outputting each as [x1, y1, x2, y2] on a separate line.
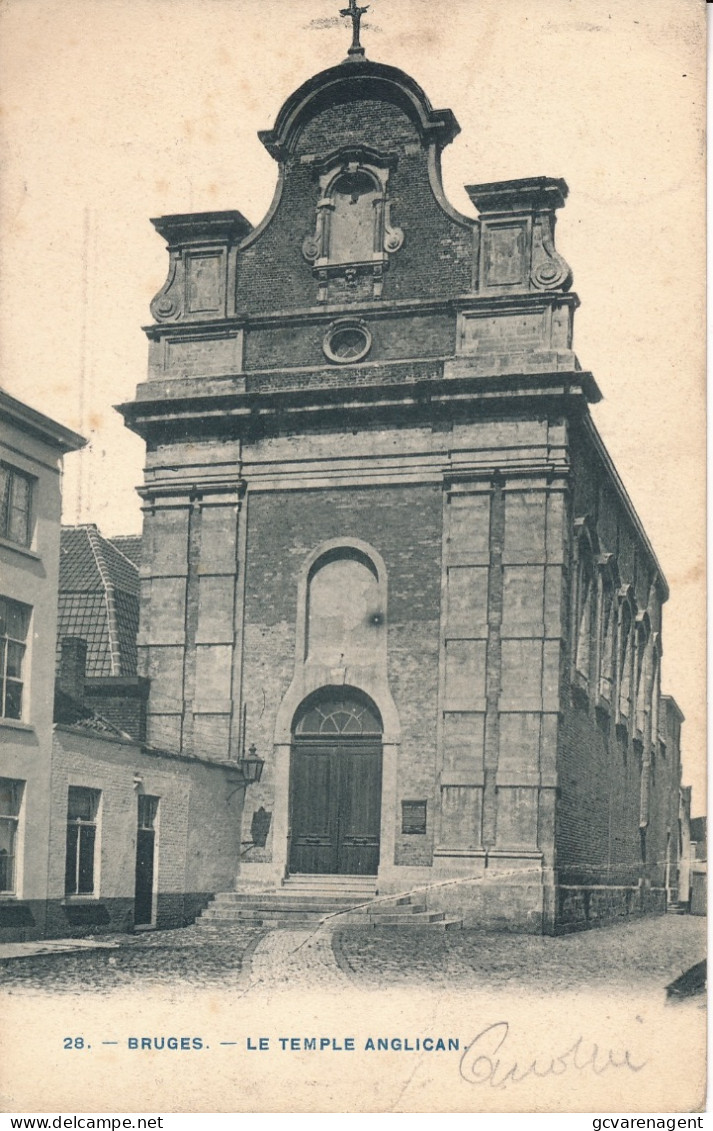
[22, 727, 246, 939]
[554, 417, 673, 928]
[240, 483, 442, 868]
[244, 312, 455, 372]
[236, 100, 472, 315]
[83, 678, 148, 742]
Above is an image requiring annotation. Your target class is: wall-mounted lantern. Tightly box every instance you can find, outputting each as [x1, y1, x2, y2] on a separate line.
[239, 743, 265, 786]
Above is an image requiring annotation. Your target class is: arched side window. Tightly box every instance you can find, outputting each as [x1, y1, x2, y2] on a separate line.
[615, 589, 636, 728]
[597, 554, 620, 705]
[649, 633, 662, 752]
[572, 520, 598, 693]
[634, 613, 651, 738]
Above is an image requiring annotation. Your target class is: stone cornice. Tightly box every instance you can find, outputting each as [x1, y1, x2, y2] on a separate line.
[258, 59, 460, 161]
[150, 210, 253, 248]
[579, 412, 670, 603]
[142, 291, 581, 339]
[117, 369, 598, 438]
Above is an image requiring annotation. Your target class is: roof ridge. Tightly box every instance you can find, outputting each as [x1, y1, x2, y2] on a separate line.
[108, 538, 141, 569]
[86, 526, 122, 676]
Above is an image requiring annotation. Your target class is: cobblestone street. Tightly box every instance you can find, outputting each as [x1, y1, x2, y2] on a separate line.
[334, 915, 707, 993]
[0, 915, 705, 1115]
[0, 914, 705, 997]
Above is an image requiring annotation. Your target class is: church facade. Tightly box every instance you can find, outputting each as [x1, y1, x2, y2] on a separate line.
[119, 39, 683, 932]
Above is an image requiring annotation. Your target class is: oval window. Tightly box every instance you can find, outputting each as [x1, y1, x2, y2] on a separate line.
[323, 320, 372, 364]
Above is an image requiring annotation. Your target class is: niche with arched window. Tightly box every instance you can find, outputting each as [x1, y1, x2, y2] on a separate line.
[305, 546, 385, 669]
[302, 147, 404, 301]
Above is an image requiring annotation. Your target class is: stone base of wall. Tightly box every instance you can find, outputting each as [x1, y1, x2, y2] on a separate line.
[155, 892, 213, 930]
[0, 900, 46, 943]
[554, 883, 667, 934]
[370, 875, 547, 934]
[0, 893, 216, 942]
[0, 898, 134, 943]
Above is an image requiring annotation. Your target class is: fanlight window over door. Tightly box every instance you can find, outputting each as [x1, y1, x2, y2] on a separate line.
[294, 693, 382, 739]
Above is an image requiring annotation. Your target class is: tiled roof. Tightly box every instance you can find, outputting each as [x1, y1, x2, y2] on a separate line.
[54, 687, 131, 739]
[60, 526, 139, 594]
[110, 534, 142, 568]
[57, 592, 113, 676]
[57, 525, 140, 679]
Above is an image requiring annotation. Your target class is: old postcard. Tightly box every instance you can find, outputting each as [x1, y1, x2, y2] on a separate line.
[0, 0, 706, 1115]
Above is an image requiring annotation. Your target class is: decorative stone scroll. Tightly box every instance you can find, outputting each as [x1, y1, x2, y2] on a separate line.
[149, 211, 252, 323]
[301, 146, 404, 301]
[466, 177, 573, 295]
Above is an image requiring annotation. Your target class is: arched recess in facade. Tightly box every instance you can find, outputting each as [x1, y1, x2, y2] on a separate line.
[289, 687, 383, 876]
[270, 537, 401, 882]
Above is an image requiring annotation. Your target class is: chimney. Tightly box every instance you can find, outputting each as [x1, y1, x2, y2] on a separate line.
[59, 637, 87, 704]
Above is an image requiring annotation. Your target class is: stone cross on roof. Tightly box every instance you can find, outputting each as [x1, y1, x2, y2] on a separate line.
[340, 0, 369, 58]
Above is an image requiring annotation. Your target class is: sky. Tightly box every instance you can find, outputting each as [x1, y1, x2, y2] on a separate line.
[0, 0, 706, 813]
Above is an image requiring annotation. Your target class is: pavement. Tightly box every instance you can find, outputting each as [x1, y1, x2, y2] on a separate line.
[0, 937, 120, 960]
[0, 914, 705, 996]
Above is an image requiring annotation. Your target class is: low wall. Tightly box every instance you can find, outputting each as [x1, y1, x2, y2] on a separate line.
[0, 892, 217, 943]
[555, 883, 666, 933]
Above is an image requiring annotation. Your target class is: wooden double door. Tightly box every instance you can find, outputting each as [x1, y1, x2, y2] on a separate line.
[289, 693, 383, 876]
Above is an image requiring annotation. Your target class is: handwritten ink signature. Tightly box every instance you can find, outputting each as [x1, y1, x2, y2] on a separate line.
[459, 1022, 648, 1089]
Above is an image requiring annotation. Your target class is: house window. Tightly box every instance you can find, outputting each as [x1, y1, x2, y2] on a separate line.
[0, 596, 30, 720]
[135, 795, 159, 927]
[138, 794, 158, 830]
[0, 464, 33, 547]
[0, 778, 23, 893]
[65, 787, 100, 896]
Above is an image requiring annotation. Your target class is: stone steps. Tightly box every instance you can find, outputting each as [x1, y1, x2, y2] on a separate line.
[212, 893, 370, 910]
[367, 916, 464, 931]
[282, 876, 377, 895]
[196, 880, 463, 930]
[366, 910, 445, 926]
[201, 908, 329, 926]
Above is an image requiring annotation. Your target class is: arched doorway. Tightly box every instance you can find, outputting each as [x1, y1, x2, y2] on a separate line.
[289, 689, 383, 875]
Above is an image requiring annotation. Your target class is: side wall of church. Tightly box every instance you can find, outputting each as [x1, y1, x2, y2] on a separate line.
[554, 418, 679, 930]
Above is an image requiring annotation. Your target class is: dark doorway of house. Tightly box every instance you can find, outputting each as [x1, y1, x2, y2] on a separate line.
[134, 794, 158, 925]
[289, 689, 383, 875]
